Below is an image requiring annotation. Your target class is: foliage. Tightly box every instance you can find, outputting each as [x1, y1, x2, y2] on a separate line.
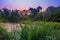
[0, 26, 12, 40]
[9, 22, 60, 40]
[44, 6, 60, 22]
[29, 6, 42, 18]
[0, 6, 60, 22]
[0, 22, 60, 40]
[0, 8, 21, 23]
[34, 12, 44, 21]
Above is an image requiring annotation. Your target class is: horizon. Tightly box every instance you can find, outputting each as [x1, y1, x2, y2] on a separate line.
[0, 0, 60, 11]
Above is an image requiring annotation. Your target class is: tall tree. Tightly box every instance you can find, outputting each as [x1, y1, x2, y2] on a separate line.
[44, 6, 60, 22]
[29, 6, 42, 18]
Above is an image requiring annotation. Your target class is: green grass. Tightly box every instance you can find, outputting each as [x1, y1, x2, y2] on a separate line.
[0, 26, 12, 40]
[0, 21, 60, 40]
[10, 21, 60, 40]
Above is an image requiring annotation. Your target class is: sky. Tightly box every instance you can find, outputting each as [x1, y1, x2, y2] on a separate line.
[0, 0, 60, 11]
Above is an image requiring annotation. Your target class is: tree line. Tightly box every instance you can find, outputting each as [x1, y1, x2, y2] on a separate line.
[0, 6, 60, 23]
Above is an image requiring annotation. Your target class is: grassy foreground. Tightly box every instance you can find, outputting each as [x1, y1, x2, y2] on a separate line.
[0, 21, 60, 40]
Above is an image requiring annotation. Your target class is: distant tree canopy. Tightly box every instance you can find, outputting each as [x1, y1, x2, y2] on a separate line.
[44, 6, 60, 22]
[29, 6, 42, 16]
[0, 8, 21, 23]
[0, 6, 60, 22]
[28, 6, 42, 19]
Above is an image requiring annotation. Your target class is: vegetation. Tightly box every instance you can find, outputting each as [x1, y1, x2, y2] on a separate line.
[0, 21, 60, 40]
[0, 26, 12, 40]
[0, 6, 60, 22]
[44, 6, 60, 22]
[0, 6, 60, 40]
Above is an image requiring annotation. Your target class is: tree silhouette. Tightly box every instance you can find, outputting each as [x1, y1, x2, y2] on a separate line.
[29, 6, 42, 18]
[0, 8, 21, 23]
[44, 6, 60, 22]
[37, 6, 42, 13]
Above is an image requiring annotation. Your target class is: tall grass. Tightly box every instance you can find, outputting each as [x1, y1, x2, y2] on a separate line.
[10, 22, 60, 40]
[0, 22, 60, 40]
[0, 26, 12, 40]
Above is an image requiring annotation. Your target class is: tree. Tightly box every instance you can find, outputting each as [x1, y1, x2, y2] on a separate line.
[37, 6, 42, 13]
[29, 6, 42, 16]
[34, 12, 44, 21]
[29, 6, 42, 19]
[2, 8, 11, 22]
[44, 6, 60, 22]
[0, 8, 21, 23]
[9, 9, 21, 23]
[0, 9, 4, 22]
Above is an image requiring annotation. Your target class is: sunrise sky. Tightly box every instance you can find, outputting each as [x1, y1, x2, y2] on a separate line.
[0, 0, 60, 11]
